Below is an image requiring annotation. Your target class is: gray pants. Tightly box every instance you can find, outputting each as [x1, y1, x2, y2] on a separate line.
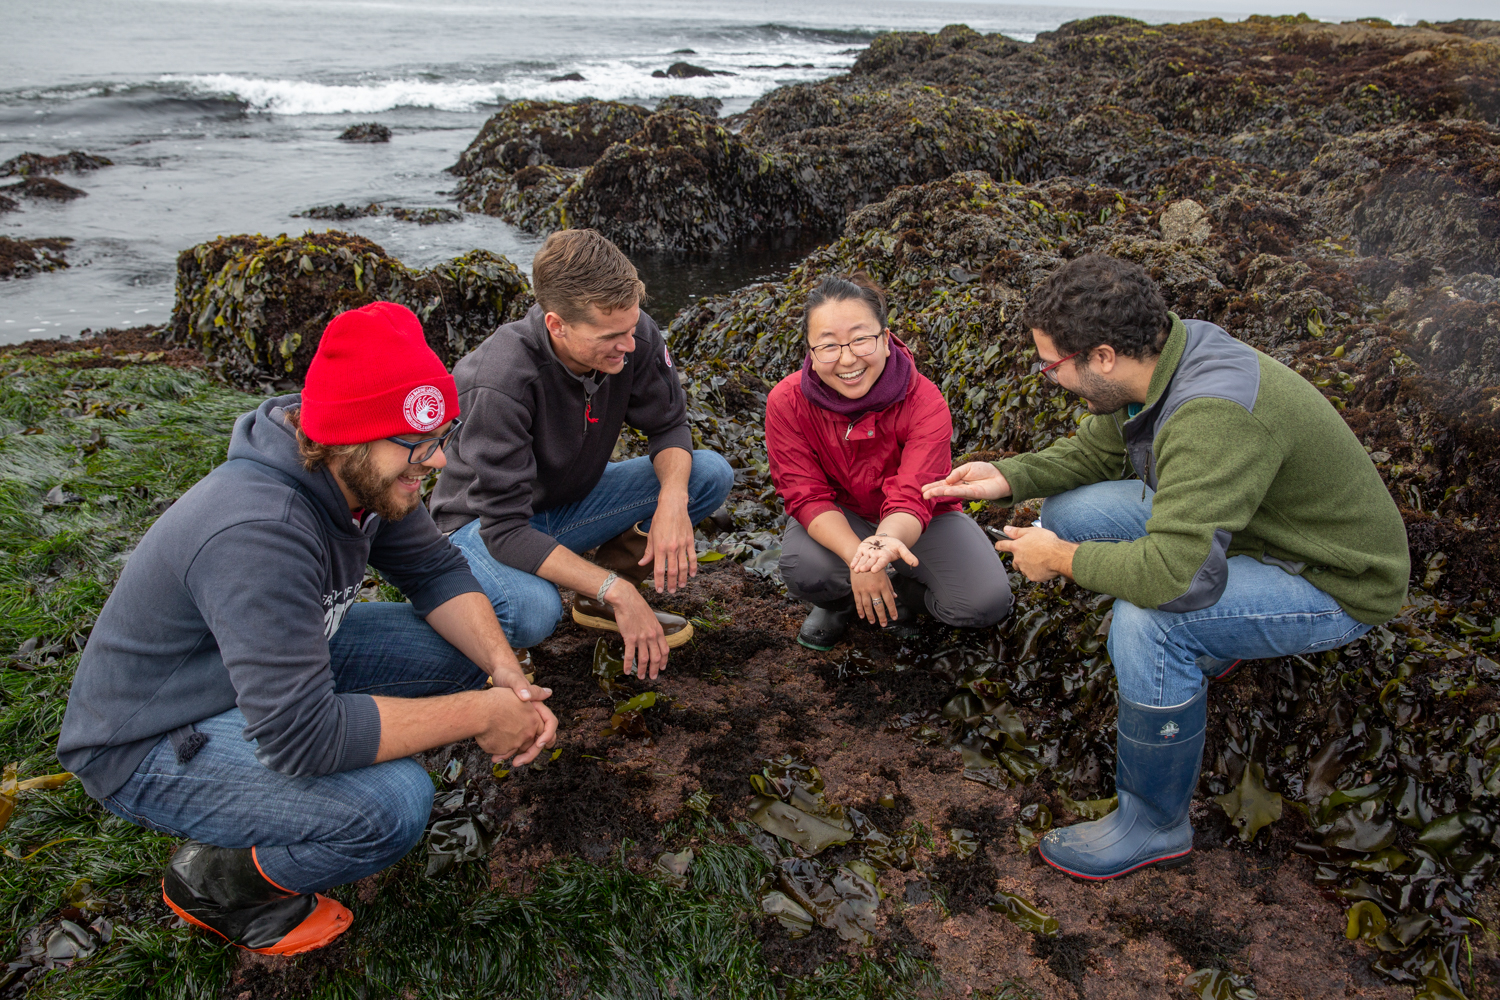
[778, 509, 1013, 628]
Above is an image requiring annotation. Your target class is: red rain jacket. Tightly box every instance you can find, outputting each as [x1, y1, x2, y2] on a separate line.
[765, 340, 962, 531]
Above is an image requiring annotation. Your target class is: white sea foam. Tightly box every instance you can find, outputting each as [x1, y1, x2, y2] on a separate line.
[161, 40, 857, 115]
[160, 74, 510, 114]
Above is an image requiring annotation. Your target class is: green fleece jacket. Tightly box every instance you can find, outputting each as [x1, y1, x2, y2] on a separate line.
[995, 316, 1408, 624]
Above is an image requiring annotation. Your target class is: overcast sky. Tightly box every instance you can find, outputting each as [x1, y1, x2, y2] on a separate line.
[956, 0, 1494, 25]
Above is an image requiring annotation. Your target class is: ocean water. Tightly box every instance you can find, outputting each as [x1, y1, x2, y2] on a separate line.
[0, 0, 1234, 342]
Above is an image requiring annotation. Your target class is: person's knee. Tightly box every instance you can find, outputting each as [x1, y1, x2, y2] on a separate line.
[689, 450, 735, 514]
[1106, 601, 1170, 701]
[931, 576, 1012, 628]
[1039, 489, 1090, 541]
[504, 584, 564, 649]
[778, 541, 848, 605]
[362, 760, 434, 863]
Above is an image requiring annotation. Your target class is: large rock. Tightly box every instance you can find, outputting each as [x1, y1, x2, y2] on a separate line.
[165, 231, 532, 382]
[454, 88, 1040, 252]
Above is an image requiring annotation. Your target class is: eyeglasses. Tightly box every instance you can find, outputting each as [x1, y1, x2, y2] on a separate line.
[810, 331, 885, 364]
[386, 417, 462, 465]
[1029, 351, 1080, 384]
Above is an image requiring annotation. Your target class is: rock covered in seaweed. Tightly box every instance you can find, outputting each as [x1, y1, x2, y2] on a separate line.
[338, 122, 391, 143]
[453, 88, 1040, 251]
[164, 231, 532, 382]
[0, 150, 113, 177]
[0, 236, 71, 279]
[656, 94, 722, 118]
[1, 176, 87, 202]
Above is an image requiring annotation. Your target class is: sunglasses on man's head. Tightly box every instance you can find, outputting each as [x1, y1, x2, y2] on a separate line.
[386, 417, 463, 465]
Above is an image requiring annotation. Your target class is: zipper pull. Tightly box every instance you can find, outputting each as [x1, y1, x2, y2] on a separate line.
[845, 420, 854, 441]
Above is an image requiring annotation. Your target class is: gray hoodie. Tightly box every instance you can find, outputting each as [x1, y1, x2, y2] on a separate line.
[57, 395, 481, 799]
[430, 304, 692, 573]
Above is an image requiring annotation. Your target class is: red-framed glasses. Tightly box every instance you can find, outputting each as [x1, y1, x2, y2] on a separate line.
[1030, 350, 1080, 384]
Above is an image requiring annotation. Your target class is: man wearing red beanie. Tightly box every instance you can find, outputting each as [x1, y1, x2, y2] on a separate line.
[58, 302, 556, 957]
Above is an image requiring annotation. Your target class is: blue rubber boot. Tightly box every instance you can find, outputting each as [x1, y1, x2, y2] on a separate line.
[1039, 681, 1208, 880]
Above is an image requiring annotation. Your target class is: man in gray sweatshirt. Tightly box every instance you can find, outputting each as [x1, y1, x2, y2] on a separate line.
[432, 229, 734, 679]
[57, 302, 556, 956]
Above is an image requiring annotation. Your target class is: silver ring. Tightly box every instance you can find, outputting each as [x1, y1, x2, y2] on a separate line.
[871, 597, 884, 605]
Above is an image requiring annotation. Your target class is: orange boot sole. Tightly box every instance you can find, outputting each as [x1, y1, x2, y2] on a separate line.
[163, 881, 353, 956]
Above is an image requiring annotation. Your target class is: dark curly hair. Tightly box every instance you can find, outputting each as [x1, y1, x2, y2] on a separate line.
[1019, 255, 1171, 360]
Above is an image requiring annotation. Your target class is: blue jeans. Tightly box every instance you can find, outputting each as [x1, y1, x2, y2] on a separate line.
[449, 451, 734, 648]
[1041, 480, 1373, 707]
[100, 602, 488, 894]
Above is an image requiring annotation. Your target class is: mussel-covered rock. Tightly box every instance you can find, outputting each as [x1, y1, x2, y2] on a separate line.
[165, 231, 532, 382]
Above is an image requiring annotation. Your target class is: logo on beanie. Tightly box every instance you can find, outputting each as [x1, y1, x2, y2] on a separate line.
[403, 386, 445, 433]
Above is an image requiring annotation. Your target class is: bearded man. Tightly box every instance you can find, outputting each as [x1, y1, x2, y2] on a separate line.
[920, 254, 1408, 880]
[58, 302, 556, 955]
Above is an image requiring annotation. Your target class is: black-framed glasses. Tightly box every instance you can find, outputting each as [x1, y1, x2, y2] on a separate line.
[386, 417, 462, 465]
[810, 330, 886, 364]
[1029, 350, 1080, 384]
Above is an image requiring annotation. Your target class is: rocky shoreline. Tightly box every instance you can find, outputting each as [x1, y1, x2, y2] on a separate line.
[2, 13, 1498, 999]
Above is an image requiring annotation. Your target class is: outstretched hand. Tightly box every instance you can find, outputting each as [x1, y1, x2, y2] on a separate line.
[922, 462, 1011, 501]
[848, 534, 919, 576]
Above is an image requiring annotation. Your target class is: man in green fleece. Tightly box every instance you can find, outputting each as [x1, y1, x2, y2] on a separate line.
[921, 254, 1408, 880]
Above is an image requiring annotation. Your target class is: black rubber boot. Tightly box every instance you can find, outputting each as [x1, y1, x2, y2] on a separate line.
[797, 601, 855, 651]
[162, 841, 352, 955]
[1039, 681, 1208, 880]
[891, 573, 929, 624]
[1197, 656, 1245, 681]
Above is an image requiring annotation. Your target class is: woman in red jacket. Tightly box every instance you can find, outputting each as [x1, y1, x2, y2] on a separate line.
[766, 274, 1013, 650]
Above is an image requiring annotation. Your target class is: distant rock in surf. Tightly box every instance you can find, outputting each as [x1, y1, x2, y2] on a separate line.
[1, 176, 87, 201]
[0, 236, 71, 279]
[0, 151, 113, 178]
[338, 123, 392, 143]
[296, 202, 462, 225]
[652, 62, 729, 79]
[548, 72, 586, 83]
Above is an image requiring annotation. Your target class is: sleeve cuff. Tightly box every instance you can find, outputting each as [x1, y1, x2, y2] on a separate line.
[335, 693, 382, 772]
[408, 568, 484, 617]
[880, 504, 933, 530]
[647, 425, 694, 459]
[1069, 540, 1118, 599]
[992, 458, 1039, 506]
[793, 500, 842, 529]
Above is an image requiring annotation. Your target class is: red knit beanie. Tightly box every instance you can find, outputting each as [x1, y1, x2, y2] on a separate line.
[300, 302, 459, 445]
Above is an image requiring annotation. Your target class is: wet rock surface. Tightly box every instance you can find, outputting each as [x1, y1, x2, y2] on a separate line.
[163, 230, 532, 384]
